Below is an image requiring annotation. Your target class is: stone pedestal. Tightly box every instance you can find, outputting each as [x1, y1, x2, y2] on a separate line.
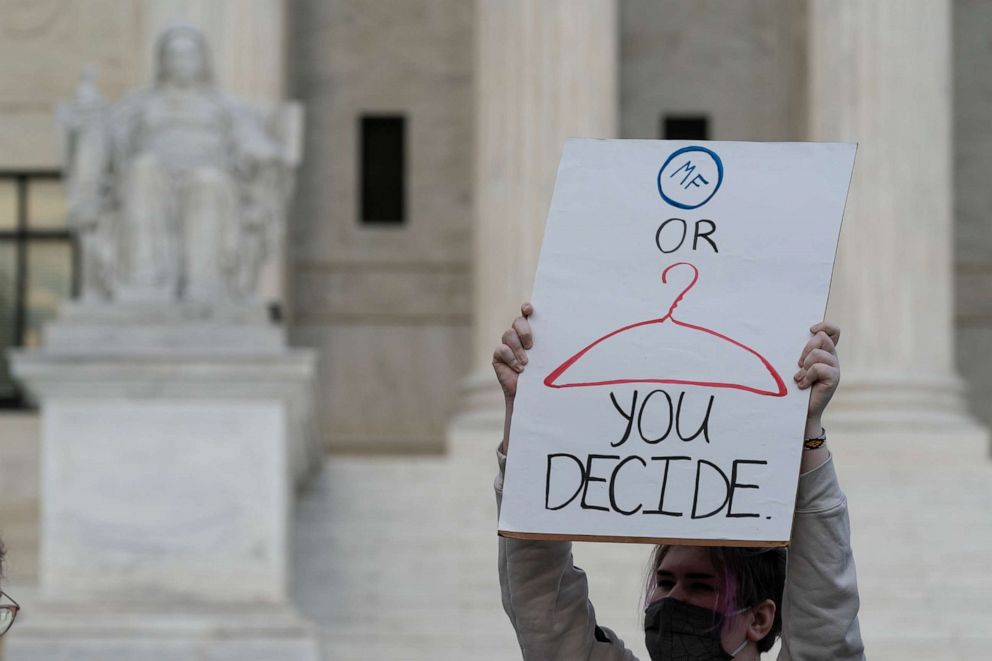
[23, 302, 322, 488]
[8, 303, 321, 659]
[458, 0, 619, 421]
[4, 598, 321, 661]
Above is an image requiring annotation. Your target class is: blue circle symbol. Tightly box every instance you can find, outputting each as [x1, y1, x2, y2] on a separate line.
[657, 146, 724, 210]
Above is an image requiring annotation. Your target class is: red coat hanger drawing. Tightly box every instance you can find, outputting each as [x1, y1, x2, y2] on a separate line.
[543, 262, 787, 397]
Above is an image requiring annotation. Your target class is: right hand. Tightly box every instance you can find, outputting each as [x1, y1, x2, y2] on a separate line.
[492, 302, 534, 402]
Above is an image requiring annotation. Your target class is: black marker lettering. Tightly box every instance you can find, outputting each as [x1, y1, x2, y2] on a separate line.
[608, 455, 647, 516]
[580, 454, 620, 512]
[609, 390, 638, 447]
[644, 455, 691, 517]
[638, 389, 673, 444]
[655, 218, 688, 254]
[675, 392, 714, 443]
[691, 459, 731, 519]
[727, 459, 767, 518]
[692, 219, 719, 253]
[545, 453, 585, 511]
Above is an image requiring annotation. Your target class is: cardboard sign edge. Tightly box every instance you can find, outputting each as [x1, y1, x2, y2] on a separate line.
[498, 529, 789, 549]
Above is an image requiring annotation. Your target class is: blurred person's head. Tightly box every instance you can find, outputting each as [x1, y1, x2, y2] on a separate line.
[643, 544, 785, 659]
[156, 24, 212, 88]
[0, 536, 17, 638]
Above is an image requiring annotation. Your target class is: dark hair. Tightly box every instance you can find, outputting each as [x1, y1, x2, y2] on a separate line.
[644, 544, 787, 654]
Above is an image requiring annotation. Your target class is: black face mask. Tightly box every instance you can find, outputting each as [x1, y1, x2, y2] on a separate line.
[643, 598, 747, 661]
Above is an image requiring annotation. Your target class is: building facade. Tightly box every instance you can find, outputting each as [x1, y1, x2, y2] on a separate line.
[0, 0, 990, 657]
[1, 0, 990, 451]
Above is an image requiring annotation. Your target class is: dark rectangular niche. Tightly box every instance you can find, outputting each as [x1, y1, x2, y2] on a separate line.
[360, 115, 406, 225]
[661, 115, 710, 141]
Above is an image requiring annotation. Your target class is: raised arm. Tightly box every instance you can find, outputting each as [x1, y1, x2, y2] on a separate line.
[779, 322, 865, 660]
[493, 303, 633, 661]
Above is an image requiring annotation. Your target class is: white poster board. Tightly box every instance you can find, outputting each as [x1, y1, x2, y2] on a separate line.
[498, 139, 855, 546]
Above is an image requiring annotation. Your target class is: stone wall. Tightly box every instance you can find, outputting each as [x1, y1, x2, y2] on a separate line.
[0, 0, 987, 456]
[0, 415, 39, 582]
[953, 0, 992, 430]
[287, 0, 474, 452]
[0, 0, 285, 169]
[0, 0, 141, 169]
[619, 0, 807, 141]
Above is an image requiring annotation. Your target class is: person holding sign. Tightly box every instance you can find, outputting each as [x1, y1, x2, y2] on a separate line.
[493, 303, 864, 660]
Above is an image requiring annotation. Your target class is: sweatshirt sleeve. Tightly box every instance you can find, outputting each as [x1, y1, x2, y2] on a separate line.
[495, 447, 635, 661]
[778, 456, 866, 661]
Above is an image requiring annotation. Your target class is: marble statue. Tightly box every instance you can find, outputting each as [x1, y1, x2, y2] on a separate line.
[58, 24, 302, 303]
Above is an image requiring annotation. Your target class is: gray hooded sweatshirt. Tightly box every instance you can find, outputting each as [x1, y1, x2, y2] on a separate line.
[496, 449, 866, 660]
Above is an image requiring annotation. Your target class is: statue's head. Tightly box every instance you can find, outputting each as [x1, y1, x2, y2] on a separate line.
[156, 24, 212, 87]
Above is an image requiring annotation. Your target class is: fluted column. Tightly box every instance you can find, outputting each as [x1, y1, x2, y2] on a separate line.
[460, 0, 618, 419]
[808, 0, 979, 429]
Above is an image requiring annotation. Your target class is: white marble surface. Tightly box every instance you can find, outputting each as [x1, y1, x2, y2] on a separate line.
[6, 301, 322, 658]
[10, 312, 321, 489]
[4, 599, 320, 661]
[39, 399, 287, 604]
[808, 0, 981, 432]
[41, 302, 286, 354]
[464, 0, 619, 417]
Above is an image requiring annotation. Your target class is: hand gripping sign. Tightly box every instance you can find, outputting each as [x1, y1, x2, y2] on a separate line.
[498, 140, 855, 546]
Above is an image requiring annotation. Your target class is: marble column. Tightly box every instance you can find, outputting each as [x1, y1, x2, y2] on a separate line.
[808, 0, 982, 430]
[459, 0, 618, 420]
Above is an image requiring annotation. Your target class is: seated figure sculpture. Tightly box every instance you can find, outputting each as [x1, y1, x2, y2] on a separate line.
[58, 23, 302, 304]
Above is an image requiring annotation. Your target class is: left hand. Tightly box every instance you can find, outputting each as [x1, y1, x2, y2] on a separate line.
[794, 321, 841, 428]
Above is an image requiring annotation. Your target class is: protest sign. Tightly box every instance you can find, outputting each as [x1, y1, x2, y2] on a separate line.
[498, 139, 855, 546]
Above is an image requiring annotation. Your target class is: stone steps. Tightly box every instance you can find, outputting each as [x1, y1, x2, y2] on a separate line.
[291, 424, 992, 660]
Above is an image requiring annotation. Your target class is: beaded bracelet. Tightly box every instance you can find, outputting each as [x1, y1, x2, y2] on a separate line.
[803, 427, 826, 450]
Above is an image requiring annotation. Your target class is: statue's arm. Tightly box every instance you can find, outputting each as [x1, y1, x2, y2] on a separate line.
[57, 99, 111, 226]
[224, 93, 303, 170]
